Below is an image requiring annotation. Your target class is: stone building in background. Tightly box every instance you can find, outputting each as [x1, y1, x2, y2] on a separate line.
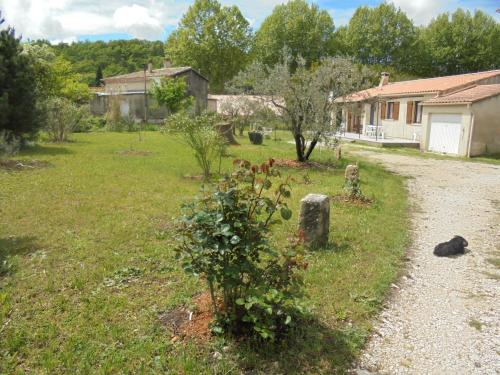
[91, 59, 208, 122]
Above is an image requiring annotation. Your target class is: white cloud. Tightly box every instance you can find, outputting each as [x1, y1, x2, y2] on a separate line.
[112, 4, 163, 39]
[0, 0, 187, 41]
[0, 0, 496, 42]
[390, 0, 456, 25]
[0, 0, 287, 41]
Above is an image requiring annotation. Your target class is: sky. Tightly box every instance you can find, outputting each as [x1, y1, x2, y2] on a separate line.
[0, 0, 498, 44]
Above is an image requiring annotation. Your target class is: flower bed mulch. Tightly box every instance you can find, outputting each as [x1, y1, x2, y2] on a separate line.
[159, 292, 214, 342]
[274, 158, 336, 170]
[331, 194, 373, 207]
[0, 159, 51, 171]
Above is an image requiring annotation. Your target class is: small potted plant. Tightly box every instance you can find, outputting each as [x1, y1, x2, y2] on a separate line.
[248, 128, 263, 145]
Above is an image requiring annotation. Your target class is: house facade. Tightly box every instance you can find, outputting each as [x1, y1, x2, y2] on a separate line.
[341, 70, 500, 156]
[91, 60, 208, 121]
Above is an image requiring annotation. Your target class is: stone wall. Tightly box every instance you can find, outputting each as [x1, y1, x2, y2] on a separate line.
[90, 94, 168, 123]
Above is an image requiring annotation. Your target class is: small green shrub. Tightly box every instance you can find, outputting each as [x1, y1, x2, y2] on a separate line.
[143, 123, 160, 131]
[248, 131, 263, 145]
[105, 114, 138, 132]
[174, 159, 308, 341]
[164, 112, 224, 179]
[0, 130, 21, 158]
[77, 115, 106, 132]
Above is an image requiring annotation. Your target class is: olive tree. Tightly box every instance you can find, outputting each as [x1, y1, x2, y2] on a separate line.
[230, 56, 370, 162]
[218, 96, 265, 136]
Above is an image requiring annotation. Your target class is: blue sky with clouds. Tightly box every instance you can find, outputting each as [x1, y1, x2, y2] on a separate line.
[0, 0, 498, 43]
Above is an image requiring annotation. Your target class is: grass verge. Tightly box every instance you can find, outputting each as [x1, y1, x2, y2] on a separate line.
[341, 141, 500, 165]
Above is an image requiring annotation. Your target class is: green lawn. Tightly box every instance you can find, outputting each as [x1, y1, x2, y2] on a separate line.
[0, 131, 409, 374]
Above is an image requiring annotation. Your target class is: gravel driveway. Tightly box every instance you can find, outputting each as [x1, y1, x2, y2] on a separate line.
[353, 151, 500, 375]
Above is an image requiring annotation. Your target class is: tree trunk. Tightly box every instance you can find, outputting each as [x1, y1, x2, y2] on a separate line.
[304, 137, 319, 160]
[294, 133, 306, 162]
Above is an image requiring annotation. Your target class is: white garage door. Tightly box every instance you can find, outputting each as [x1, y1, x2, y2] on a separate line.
[428, 114, 462, 154]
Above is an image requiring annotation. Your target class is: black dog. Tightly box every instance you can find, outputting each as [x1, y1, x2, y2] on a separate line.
[433, 236, 468, 257]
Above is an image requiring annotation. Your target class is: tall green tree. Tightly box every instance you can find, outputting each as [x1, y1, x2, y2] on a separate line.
[254, 0, 336, 68]
[418, 9, 500, 76]
[343, 3, 417, 72]
[150, 76, 193, 113]
[165, 0, 253, 93]
[0, 13, 39, 139]
[23, 44, 90, 103]
[95, 65, 103, 86]
[51, 39, 165, 85]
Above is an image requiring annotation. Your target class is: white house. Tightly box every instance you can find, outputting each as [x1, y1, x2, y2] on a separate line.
[340, 70, 500, 156]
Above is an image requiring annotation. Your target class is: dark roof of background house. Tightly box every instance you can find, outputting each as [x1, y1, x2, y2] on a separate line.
[103, 67, 208, 83]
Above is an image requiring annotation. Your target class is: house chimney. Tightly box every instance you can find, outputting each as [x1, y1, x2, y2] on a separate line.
[163, 58, 172, 68]
[148, 62, 153, 73]
[379, 72, 390, 87]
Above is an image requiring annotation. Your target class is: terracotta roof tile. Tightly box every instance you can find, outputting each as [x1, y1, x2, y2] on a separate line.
[424, 84, 500, 104]
[343, 69, 500, 102]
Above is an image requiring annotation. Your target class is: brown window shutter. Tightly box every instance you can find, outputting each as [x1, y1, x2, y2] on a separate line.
[393, 102, 400, 120]
[380, 102, 386, 119]
[406, 101, 414, 124]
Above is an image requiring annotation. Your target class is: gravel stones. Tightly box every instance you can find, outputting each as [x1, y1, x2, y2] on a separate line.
[352, 151, 500, 375]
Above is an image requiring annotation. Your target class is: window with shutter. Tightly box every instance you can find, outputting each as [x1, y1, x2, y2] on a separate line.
[380, 102, 386, 119]
[414, 101, 422, 123]
[406, 101, 414, 124]
[393, 102, 400, 120]
[386, 102, 394, 119]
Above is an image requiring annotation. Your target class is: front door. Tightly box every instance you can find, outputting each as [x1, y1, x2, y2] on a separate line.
[347, 112, 362, 133]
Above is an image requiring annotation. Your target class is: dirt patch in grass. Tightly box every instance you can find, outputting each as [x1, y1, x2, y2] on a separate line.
[181, 174, 206, 181]
[331, 194, 373, 207]
[0, 159, 51, 171]
[274, 158, 337, 170]
[117, 150, 152, 156]
[159, 292, 214, 342]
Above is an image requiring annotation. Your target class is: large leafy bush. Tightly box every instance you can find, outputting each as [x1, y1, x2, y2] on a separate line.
[45, 97, 86, 142]
[150, 76, 193, 114]
[174, 159, 308, 340]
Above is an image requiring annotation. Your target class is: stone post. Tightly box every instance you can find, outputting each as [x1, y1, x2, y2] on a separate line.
[344, 164, 359, 182]
[299, 194, 330, 248]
